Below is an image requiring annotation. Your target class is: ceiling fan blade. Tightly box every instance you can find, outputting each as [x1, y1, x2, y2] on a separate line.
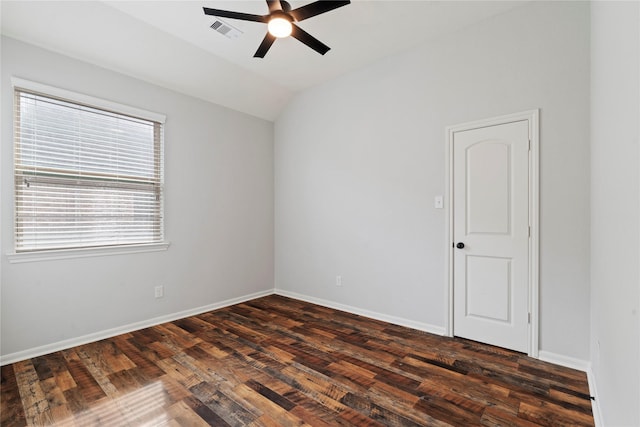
[266, 0, 283, 13]
[203, 7, 268, 23]
[254, 33, 277, 58]
[289, 1, 350, 22]
[290, 24, 330, 55]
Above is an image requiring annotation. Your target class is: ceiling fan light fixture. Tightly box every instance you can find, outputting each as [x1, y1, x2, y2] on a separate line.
[268, 16, 292, 38]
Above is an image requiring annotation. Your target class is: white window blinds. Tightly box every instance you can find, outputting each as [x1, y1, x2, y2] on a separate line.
[14, 86, 164, 252]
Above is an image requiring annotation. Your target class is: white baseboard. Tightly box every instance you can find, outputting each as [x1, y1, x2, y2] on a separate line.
[537, 350, 590, 372]
[274, 288, 447, 336]
[0, 289, 273, 366]
[586, 367, 604, 427]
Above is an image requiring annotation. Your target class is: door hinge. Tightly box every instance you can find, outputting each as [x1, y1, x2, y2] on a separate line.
[528, 226, 531, 237]
[528, 139, 531, 151]
[528, 312, 531, 324]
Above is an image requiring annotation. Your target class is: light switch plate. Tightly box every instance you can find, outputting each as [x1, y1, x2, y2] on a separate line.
[434, 195, 444, 209]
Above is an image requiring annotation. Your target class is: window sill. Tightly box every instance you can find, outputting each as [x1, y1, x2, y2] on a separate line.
[6, 242, 171, 264]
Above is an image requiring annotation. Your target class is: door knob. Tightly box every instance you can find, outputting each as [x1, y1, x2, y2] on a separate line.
[456, 242, 465, 249]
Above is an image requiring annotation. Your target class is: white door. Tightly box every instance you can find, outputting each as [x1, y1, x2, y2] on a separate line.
[452, 119, 530, 353]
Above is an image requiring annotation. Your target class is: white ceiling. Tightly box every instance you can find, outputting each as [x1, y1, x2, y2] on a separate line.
[1, 1, 526, 121]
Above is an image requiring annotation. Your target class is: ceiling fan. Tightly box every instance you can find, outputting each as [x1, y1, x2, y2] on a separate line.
[203, 0, 350, 58]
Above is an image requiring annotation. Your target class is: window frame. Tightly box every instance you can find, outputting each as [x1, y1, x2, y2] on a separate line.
[8, 77, 170, 263]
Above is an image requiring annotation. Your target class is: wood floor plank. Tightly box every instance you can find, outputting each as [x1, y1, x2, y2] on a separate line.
[38, 376, 76, 425]
[45, 353, 77, 393]
[182, 394, 232, 426]
[418, 374, 520, 418]
[165, 399, 212, 427]
[61, 350, 107, 404]
[480, 406, 541, 427]
[12, 360, 55, 425]
[189, 381, 258, 426]
[111, 336, 166, 381]
[518, 399, 595, 427]
[234, 382, 311, 427]
[1, 295, 595, 426]
[1, 365, 27, 427]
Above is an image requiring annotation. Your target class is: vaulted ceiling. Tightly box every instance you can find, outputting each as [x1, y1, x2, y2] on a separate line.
[1, 1, 526, 121]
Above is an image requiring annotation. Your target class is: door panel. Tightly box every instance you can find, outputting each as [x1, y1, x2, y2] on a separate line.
[465, 255, 511, 322]
[467, 142, 510, 235]
[453, 120, 529, 353]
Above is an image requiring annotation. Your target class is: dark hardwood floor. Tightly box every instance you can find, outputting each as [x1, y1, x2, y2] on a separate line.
[1, 295, 594, 426]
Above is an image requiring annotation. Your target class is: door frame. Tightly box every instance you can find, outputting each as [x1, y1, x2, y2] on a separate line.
[445, 110, 539, 358]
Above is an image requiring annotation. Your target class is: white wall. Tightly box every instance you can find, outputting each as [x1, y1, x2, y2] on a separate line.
[275, 1, 591, 361]
[0, 37, 274, 359]
[590, 2, 640, 425]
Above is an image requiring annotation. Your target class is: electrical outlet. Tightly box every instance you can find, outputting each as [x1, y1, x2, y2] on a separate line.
[154, 285, 164, 299]
[336, 275, 342, 287]
[434, 195, 444, 209]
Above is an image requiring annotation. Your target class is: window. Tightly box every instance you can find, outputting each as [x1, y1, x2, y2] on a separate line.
[13, 80, 165, 253]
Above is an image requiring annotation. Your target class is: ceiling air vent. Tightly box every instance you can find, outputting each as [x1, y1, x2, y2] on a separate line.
[210, 19, 243, 39]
